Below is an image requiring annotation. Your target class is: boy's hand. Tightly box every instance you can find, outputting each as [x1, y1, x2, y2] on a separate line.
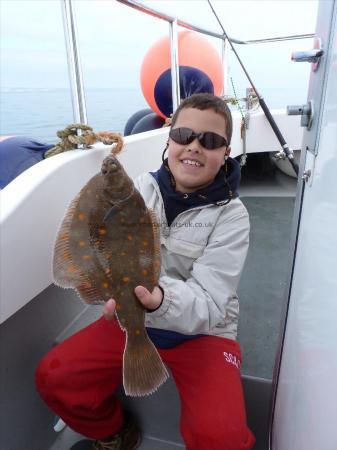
[103, 286, 163, 321]
[103, 298, 116, 321]
[134, 285, 163, 311]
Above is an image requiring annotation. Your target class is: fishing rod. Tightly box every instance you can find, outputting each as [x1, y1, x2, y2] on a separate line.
[207, 0, 299, 176]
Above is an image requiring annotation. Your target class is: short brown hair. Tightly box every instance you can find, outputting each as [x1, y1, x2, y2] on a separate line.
[170, 93, 232, 144]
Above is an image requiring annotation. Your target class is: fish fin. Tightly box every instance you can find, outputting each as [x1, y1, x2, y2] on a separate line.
[122, 329, 169, 396]
[53, 194, 84, 287]
[53, 193, 111, 289]
[148, 208, 161, 282]
[75, 281, 105, 305]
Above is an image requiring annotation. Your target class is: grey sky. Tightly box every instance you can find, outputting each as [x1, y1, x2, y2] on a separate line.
[1, 0, 319, 90]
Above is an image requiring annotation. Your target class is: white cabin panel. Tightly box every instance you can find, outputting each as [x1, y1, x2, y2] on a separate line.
[272, 2, 337, 449]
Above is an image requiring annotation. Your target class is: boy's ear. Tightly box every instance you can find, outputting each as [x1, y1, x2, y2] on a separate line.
[225, 146, 231, 157]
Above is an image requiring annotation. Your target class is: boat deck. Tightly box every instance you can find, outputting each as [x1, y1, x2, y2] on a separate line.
[49, 167, 297, 450]
[0, 161, 297, 450]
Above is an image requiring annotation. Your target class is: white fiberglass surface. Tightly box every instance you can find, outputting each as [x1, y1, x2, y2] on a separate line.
[0, 111, 301, 324]
[0, 130, 168, 324]
[273, 5, 337, 450]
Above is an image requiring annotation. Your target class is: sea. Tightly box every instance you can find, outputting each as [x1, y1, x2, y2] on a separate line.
[0, 87, 148, 144]
[0, 84, 309, 144]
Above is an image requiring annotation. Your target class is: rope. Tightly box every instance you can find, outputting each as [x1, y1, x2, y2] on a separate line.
[44, 124, 123, 158]
[163, 115, 172, 127]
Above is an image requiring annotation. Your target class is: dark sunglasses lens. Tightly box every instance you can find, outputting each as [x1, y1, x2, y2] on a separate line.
[170, 128, 194, 145]
[201, 132, 227, 150]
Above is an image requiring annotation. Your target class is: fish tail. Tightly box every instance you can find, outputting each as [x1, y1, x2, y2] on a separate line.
[123, 330, 169, 397]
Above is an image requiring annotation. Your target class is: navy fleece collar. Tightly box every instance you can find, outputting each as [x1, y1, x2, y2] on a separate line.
[150, 157, 240, 226]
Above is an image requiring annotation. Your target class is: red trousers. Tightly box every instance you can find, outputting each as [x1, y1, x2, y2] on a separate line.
[36, 317, 255, 450]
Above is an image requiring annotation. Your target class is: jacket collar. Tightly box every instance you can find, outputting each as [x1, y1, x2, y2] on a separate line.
[150, 157, 240, 225]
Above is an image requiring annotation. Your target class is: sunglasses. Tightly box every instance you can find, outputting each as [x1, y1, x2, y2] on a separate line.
[169, 127, 228, 150]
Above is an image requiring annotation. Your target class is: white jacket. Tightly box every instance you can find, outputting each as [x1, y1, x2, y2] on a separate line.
[134, 173, 250, 341]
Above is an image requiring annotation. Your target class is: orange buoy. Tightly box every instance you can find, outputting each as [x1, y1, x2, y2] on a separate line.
[141, 31, 224, 118]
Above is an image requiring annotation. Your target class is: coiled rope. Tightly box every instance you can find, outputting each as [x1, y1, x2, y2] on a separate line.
[44, 124, 123, 158]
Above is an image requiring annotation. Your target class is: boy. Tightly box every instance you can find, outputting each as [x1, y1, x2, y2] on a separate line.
[36, 93, 255, 450]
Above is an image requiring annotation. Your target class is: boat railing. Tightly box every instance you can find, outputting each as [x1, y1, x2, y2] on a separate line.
[61, 0, 315, 127]
[61, 0, 87, 125]
[116, 0, 314, 44]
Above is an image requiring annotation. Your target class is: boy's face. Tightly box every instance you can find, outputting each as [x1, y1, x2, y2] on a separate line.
[168, 107, 231, 193]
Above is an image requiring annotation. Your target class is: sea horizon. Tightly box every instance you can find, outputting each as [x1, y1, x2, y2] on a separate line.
[1, 85, 308, 144]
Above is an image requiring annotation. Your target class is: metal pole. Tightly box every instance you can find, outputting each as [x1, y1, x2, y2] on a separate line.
[60, 0, 87, 124]
[207, 0, 299, 175]
[169, 19, 180, 113]
[221, 38, 228, 96]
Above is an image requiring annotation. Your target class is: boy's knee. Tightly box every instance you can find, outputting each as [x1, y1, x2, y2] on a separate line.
[184, 416, 253, 450]
[35, 353, 64, 401]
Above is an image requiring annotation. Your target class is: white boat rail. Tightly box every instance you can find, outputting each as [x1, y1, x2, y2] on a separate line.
[116, 0, 314, 44]
[61, 0, 87, 124]
[60, 0, 315, 129]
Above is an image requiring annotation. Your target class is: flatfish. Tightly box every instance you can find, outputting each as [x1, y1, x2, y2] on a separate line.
[53, 139, 168, 396]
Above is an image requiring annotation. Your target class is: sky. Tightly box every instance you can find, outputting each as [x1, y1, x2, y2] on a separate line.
[0, 0, 319, 91]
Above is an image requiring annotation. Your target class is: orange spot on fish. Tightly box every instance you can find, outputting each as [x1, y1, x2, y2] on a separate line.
[67, 264, 77, 273]
[122, 276, 130, 283]
[82, 254, 91, 260]
[135, 329, 141, 335]
[142, 269, 148, 276]
[99, 228, 107, 236]
[81, 281, 92, 289]
[79, 241, 86, 247]
[142, 240, 148, 247]
[102, 282, 109, 289]
[59, 233, 69, 241]
[116, 304, 121, 310]
[127, 235, 133, 241]
[78, 213, 85, 220]
[105, 268, 112, 274]
[120, 251, 127, 256]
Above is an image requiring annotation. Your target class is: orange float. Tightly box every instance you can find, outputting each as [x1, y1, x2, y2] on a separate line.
[140, 31, 224, 118]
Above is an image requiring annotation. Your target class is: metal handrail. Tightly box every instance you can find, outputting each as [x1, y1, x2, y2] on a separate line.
[169, 19, 181, 111]
[116, 0, 315, 44]
[246, 33, 315, 44]
[61, 0, 315, 125]
[60, 0, 87, 124]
